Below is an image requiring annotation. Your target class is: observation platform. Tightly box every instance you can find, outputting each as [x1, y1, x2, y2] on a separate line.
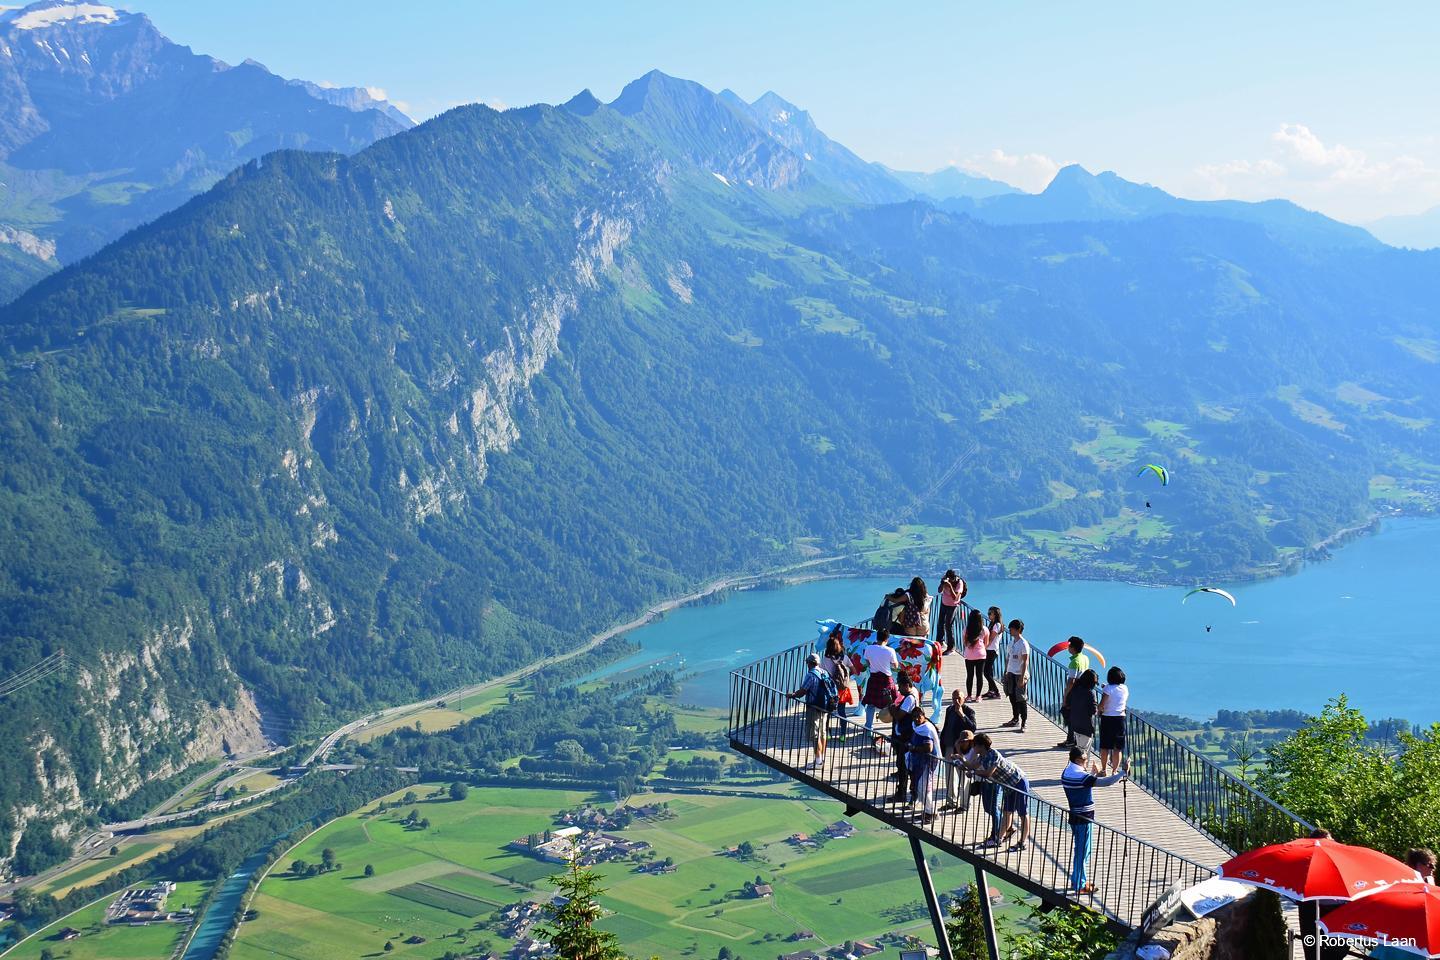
[728, 614, 1311, 953]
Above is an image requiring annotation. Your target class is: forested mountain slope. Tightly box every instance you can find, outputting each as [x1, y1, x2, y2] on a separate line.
[0, 70, 1436, 872]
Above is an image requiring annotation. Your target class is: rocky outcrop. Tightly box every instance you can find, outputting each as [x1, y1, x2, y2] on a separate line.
[0, 225, 57, 261]
[3, 618, 267, 873]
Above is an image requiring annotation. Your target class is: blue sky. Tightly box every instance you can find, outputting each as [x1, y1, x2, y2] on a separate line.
[118, 0, 1440, 222]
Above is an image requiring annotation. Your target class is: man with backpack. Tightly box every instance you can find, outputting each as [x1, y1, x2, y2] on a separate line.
[791, 653, 838, 770]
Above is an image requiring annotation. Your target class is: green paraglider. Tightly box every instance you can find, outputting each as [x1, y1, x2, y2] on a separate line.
[1137, 464, 1169, 486]
[1137, 463, 1168, 507]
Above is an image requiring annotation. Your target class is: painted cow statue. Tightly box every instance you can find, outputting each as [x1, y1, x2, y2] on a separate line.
[814, 619, 945, 723]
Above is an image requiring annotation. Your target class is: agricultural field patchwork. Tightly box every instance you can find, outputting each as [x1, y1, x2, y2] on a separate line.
[228, 784, 1023, 960]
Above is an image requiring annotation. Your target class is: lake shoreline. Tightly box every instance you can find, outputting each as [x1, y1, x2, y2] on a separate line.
[602, 515, 1437, 724]
[795, 509, 1414, 594]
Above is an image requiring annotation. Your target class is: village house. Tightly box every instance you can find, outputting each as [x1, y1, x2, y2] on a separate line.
[507, 827, 650, 866]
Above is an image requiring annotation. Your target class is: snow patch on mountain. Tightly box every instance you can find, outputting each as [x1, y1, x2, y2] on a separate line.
[11, 3, 119, 29]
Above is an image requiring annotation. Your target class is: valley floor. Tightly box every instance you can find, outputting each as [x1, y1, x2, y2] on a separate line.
[227, 783, 1022, 960]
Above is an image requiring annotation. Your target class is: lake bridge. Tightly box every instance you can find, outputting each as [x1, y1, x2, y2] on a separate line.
[728, 602, 1311, 959]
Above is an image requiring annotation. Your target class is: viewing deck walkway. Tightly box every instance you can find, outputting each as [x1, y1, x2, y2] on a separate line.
[729, 619, 1312, 946]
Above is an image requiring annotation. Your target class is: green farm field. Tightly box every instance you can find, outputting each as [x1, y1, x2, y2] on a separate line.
[229, 784, 1023, 960]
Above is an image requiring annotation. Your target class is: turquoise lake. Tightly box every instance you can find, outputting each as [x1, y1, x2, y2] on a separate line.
[596, 518, 1438, 723]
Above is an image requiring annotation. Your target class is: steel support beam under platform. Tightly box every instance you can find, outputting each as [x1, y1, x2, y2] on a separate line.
[975, 865, 1001, 960]
[910, 835, 956, 960]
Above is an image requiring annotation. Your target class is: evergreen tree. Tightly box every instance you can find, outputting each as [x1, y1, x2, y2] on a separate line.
[944, 884, 989, 959]
[537, 857, 628, 960]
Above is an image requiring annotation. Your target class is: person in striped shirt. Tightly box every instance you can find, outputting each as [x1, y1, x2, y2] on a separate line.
[1060, 747, 1128, 895]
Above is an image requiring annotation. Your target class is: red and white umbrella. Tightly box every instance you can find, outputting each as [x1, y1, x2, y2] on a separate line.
[1220, 837, 1421, 901]
[1319, 882, 1440, 959]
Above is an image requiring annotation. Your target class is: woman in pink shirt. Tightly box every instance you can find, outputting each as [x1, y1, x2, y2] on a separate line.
[961, 608, 988, 702]
[937, 569, 965, 653]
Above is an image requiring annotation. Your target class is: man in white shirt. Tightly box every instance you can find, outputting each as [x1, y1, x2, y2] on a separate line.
[1000, 619, 1029, 734]
[861, 633, 900, 733]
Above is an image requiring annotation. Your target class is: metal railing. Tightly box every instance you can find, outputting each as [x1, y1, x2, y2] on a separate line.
[1007, 632, 1313, 854]
[729, 642, 1214, 930]
[844, 595, 1311, 854]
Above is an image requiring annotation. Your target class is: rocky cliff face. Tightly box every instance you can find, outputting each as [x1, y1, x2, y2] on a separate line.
[6, 619, 266, 865]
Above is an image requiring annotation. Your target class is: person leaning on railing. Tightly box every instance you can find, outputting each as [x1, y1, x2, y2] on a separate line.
[971, 733, 1031, 852]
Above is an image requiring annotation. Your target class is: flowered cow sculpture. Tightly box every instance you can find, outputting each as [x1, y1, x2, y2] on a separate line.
[814, 619, 945, 723]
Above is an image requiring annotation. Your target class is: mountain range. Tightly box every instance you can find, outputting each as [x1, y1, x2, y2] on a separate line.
[1367, 204, 1440, 250]
[0, 64, 1437, 875]
[0, 0, 412, 303]
[939, 164, 1382, 249]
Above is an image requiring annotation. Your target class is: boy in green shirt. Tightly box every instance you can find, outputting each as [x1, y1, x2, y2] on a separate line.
[1058, 636, 1090, 749]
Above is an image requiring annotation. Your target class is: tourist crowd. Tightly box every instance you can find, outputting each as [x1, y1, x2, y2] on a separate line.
[792, 571, 1132, 897]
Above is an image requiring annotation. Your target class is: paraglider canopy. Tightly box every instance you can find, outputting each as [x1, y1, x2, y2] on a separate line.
[1137, 463, 1170, 486]
[1045, 640, 1107, 668]
[1183, 587, 1237, 606]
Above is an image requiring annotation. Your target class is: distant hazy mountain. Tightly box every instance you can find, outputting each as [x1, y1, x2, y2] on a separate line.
[286, 76, 415, 129]
[0, 0, 413, 302]
[1367, 205, 1440, 250]
[884, 164, 1020, 200]
[944, 164, 1381, 249]
[718, 87, 914, 203]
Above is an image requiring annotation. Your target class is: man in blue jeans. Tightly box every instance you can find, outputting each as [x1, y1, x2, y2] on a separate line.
[1060, 747, 1128, 895]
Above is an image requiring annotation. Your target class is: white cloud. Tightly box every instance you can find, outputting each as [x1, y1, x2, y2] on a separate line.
[957, 148, 1062, 193]
[364, 86, 389, 103]
[1194, 124, 1440, 220]
[1195, 158, 1285, 190]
